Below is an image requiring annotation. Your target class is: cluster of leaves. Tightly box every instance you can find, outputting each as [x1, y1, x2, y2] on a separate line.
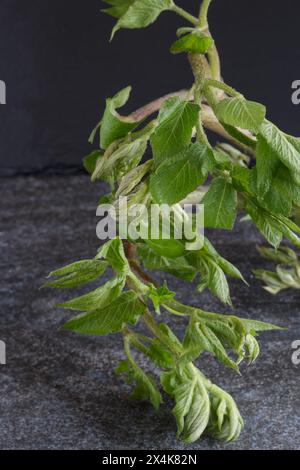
[46, 237, 280, 443]
[255, 246, 300, 294]
[46, 0, 297, 443]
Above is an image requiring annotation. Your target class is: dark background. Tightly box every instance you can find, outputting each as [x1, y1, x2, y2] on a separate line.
[0, 0, 299, 175]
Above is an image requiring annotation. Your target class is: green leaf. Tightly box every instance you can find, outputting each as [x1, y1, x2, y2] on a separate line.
[258, 245, 298, 264]
[58, 276, 126, 311]
[97, 237, 130, 274]
[63, 291, 146, 335]
[45, 260, 108, 289]
[151, 97, 199, 164]
[137, 244, 197, 281]
[202, 177, 237, 230]
[111, 0, 173, 38]
[170, 31, 214, 55]
[147, 341, 175, 368]
[145, 239, 186, 259]
[207, 262, 232, 306]
[259, 165, 294, 216]
[259, 120, 300, 175]
[96, 87, 141, 149]
[246, 201, 282, 248]
[185, 247, 233, 305]
[214, 97, 266, 133]
[202, 238, 246, 283]
[256, 134, 296, 214]
[102, 0, 135, 18]
[222, 123, 257, 149]
[246, 200, 300, 248]
[161, 369, 210, 444]
[150, 143, 214, 204]
[241, 318, 284, 333]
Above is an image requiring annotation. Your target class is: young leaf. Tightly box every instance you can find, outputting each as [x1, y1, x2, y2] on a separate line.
[137, 244, 197, 281]
[116, 359, 162, 409]
[116, 160, 153, 197]
[202, 177, 237, 230]
[147, 341, 175, 368]
[259, 120, 300, 175]
[63, 291, 146, 335]
[145, 238, 186, 259]
[206, 384, 244, 442]
[214, 97, 266, 133]
[246, 202, 283, 248]
[102, 1, 135, 18]
[58, 276, 126, 311]
[150, 143, 214, 204]
[148, 283, 175, 313]
[170, 31, 214, 55]
[258, 245, 298, 264]
[92, 134, 148, 182]
[183, 316, 239, 372]
[208, 262, 232, 306]
[97, 237, 130, 274]
[256, 132, 299, 215]
[241, 317, 284, 332]
[97, 87, 141, 149]
[151, 97, 199, 164]
[259, 165, 294, 216]
[111, 0, 173, 38]
[161, 369, 210, 444]
[45, 260, 108, 289]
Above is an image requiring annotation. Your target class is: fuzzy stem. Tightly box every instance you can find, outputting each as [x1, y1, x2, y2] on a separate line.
[208, 46, 221, 81]
[188, 53, 210, 146]
[199, 0, 213, 27]
[171, 3, 199, 26]
[205, 79, 243, 98]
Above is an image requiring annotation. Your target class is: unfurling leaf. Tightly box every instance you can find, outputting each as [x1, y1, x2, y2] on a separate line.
[161, 368, 210, 444]
[206, 384, 244, 442]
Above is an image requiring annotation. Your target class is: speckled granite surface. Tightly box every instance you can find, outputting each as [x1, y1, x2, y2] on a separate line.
[0, 175, 299, 450]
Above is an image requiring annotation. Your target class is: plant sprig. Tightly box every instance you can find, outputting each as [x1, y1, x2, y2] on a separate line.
[45, 0, 297, 444]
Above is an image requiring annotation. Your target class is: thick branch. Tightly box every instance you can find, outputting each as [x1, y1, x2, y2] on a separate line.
[129, 90, 189, 121]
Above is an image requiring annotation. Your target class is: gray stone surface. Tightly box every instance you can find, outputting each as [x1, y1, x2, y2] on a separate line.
[0, 175, 299, 450]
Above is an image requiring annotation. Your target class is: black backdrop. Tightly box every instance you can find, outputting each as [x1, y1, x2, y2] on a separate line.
[0, 0, 299, 174]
